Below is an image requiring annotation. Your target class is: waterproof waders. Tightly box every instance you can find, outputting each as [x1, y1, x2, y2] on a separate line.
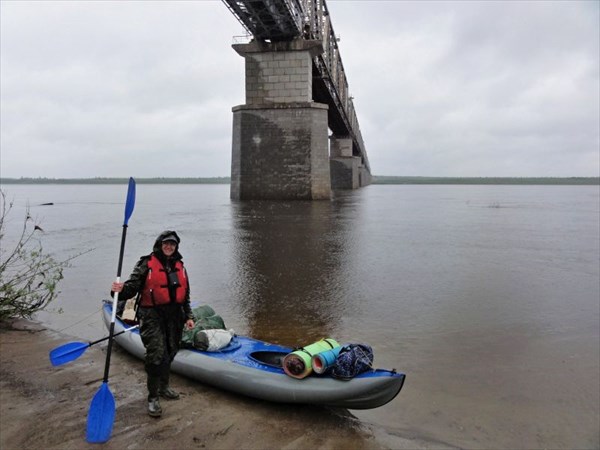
[159, 364, 180, 400]
[147, 375, 162, 418]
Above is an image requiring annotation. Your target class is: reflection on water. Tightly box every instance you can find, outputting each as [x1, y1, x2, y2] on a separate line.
[229, 199, 353, 345]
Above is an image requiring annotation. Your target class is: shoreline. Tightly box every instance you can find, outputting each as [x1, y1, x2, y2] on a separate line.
[2, 176, 598, 185]
[0, 319, 445, 450]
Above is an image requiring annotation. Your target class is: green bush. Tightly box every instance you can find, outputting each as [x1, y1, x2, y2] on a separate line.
[0, 191, 70, 321]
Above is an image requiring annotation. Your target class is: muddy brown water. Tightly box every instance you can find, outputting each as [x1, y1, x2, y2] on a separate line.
[2, 183, 598, 449]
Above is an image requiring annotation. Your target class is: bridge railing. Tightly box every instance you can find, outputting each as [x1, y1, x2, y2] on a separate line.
[302, 0, 369, 171]
[222, 0, 305, 41]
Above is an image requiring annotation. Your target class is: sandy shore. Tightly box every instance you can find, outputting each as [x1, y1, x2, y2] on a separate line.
[0, 319, 443, 450]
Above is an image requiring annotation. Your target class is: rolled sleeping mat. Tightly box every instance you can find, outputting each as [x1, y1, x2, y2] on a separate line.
[311, 346, 342, 375]
[283, 338, 340, 379]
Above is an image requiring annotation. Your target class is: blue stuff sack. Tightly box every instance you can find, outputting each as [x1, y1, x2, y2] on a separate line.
[330, 343, 374, 380]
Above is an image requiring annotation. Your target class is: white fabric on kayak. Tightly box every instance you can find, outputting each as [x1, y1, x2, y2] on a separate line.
[197, 329, 235, 351]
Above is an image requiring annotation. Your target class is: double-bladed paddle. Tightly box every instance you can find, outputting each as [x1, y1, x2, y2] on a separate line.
[86, 177, 136, 443]
[49, 325, 139, 367]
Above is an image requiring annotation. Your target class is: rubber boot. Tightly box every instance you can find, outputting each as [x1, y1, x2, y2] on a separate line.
[147, 375, 162, 417]
[159, 365, 180, 400]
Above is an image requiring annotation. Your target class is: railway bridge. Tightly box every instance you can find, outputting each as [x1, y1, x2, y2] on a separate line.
[222, 0, 371, 200]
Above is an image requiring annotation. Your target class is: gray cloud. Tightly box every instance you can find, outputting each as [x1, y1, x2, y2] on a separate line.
[1, 0, 598, 178]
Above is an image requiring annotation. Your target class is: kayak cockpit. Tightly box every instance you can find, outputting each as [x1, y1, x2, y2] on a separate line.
[249, 351, 287, 369]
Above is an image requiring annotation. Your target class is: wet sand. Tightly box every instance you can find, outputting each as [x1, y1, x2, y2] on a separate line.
[0, 319, 444, 450]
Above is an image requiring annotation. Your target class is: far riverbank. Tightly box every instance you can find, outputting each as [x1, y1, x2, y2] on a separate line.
[1, 176, 598, 185]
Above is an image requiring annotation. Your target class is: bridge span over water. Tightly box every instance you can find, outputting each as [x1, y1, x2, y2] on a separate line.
[222, 0, 371, 200]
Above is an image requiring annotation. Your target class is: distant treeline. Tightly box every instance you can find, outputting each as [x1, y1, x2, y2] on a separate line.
[1, 177, 231, 184]
[1, 176, 598, 185]
[372, 176, 599, 185]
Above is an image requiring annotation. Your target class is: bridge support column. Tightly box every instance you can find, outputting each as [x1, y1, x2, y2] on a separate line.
[329, 136, 360, 190]
[359, 165, 373, 187]
[230, 40, 331, 200]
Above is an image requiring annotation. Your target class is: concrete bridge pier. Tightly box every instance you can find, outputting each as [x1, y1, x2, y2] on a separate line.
[230, 40, 331, 200]
[329, 136, 362, 190]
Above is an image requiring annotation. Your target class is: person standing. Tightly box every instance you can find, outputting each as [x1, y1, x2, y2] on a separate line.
[111, 230, 195, 417]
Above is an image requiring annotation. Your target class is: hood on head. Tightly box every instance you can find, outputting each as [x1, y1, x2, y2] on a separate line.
[153, 230, 182, 257]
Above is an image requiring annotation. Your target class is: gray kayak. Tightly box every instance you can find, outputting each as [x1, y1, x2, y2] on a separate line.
[103, 303, 405, 409]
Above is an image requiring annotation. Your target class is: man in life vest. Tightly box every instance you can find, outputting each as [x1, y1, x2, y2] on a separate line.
[111, 230, 195, 417]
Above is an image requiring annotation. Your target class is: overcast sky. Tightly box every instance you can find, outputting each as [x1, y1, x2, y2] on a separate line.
[1, 0, 598, 178]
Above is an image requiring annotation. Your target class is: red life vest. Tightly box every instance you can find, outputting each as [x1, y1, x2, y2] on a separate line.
[139, 255, 188, 307]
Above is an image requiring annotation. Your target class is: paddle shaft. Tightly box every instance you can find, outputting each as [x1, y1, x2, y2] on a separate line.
[89, 324, 138, 347]
[86, 177, 135, 444]
[102, 223, 128, 383]
[49, 324, 139, 366]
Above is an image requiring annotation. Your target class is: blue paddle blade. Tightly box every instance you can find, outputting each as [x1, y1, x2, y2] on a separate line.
[123, 177, 136, 225]
[49, 341, 89, 366]
[86, 382, 116, 443]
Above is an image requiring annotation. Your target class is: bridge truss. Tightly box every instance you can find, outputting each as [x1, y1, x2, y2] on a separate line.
[222, 0, 370, 173]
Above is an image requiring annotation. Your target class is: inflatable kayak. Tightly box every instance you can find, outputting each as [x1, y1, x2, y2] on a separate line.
[102, 303, 405, 409]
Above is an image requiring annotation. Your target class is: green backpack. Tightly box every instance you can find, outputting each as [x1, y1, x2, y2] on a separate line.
[180, 305, 226, 349]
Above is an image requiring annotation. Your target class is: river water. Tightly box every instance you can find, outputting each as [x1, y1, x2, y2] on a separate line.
[2, 183, 599, 449]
